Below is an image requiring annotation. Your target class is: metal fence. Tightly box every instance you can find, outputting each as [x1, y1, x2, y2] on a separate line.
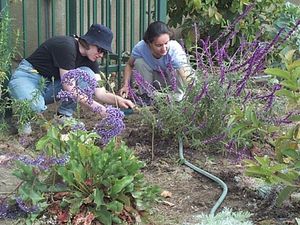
[0, 0, 167, 88]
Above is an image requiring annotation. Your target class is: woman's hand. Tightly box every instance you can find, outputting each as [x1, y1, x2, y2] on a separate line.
[119, 85, 129, 98]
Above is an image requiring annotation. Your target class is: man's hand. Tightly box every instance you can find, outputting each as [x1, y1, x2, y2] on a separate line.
[118, 98, 135, 109]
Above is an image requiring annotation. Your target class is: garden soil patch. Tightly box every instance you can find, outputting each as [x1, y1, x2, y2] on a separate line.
[0, 104, 299, 225]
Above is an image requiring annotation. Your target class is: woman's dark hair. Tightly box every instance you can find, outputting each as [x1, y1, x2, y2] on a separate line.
[143, 21, 172, 44]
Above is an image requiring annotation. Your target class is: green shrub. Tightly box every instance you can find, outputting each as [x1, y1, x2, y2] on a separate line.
[0, 6, 19, 95]
[245, 58, 300, 204]
[12, 121, 160, 224]
[168, 1, 285, 50]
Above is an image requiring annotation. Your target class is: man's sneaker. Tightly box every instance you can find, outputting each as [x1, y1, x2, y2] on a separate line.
[52, 113, 74, 125]
[18, 122, 32, 135]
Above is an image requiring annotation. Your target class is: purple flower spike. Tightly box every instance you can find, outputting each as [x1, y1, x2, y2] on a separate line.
[256, 84, 282, 111]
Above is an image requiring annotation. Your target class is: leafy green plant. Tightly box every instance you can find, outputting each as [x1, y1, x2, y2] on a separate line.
[167, 0, 285, 50]
[270, 2, 300, 64]
[12, 121, 160, 224]
[265, 56, 300, 109]
[0, 6, 19, 95]
[245, 58, 300, 204]
[227, 106, 262, 147]
[0, 6, 20, 133]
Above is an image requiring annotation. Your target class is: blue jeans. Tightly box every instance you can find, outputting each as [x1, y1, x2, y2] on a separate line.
[8, 59, 96, 117]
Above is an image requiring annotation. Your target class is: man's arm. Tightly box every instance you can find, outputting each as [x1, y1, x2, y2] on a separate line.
[95, 87, 135, 109]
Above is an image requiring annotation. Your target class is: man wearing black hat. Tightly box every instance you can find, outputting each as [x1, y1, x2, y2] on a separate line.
[8, 24, 134, 134]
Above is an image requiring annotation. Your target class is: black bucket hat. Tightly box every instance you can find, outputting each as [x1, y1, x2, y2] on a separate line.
[80, 24, 113, 53]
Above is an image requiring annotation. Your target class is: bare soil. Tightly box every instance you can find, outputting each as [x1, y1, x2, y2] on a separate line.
[0, 104, 299, 225]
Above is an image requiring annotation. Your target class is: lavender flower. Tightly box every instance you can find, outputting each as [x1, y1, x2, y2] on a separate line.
[0, 199, 9, 218]
[193, 81, 208, 104]
[256, 84, 282, 111]
[165, 55, 178, 91]
[133, 70, 156, 97]
[17, 153, 69, 171]
[71, 123, 86, 131]
[156, 66, 168, 87]
[57, 68, 98, 105]
[127, 86, 144, 105]
[273, 111, 295, 125]
[202, 133, 226, 145]
[94, 106, 125, 144]
[56, 90, 76, 102]
[15, 197, 38, 213]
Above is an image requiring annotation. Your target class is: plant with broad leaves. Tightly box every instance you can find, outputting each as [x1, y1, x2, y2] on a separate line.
[6, 121, 160, 224]
[167, 1, 285, 50]
[265, 56, 300, 109]
[244, 57, 300, 204]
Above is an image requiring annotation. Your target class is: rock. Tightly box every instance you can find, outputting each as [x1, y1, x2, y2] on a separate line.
[290, 192, 300, 204]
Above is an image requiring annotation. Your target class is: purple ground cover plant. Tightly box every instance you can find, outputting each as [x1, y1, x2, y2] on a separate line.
[57, 68, 98, 105]
[17, 153, 69, 171]
[94, 106, 125, 144]
[15, 197, 39, 213]
[0, 197, 26, 219]
[56, 68, 126, 144]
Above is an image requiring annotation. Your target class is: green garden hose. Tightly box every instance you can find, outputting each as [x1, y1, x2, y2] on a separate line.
[178, 137, 228, 215]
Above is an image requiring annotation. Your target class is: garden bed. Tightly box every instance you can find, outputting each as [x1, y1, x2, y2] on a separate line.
[0, 104, 299, 225]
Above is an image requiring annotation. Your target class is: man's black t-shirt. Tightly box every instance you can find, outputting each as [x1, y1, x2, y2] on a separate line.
[26, 36, 99, 80]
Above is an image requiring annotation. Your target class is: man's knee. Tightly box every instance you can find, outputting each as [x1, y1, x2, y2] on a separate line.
[78, 66, 95, 76]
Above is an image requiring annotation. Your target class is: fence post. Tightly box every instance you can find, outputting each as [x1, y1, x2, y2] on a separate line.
[0, 0, 6, 11]
[69, 1, 77, 35]
[157, 0, 167, 22]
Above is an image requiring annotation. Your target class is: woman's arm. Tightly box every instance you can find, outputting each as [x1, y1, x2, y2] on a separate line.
[119, 57, 135, 98]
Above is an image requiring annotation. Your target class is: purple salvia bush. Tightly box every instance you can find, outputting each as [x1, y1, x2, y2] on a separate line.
[166, 56, 178, 91]
[256, 84, 282, 111]
[156, 66, 168, 87]
[127, 86, 144, 105]
[133, 70, 156, 97]
[135, 5, 300, 154]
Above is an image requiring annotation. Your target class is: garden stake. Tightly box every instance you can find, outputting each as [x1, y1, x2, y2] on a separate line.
[178, 137, 228, 215]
